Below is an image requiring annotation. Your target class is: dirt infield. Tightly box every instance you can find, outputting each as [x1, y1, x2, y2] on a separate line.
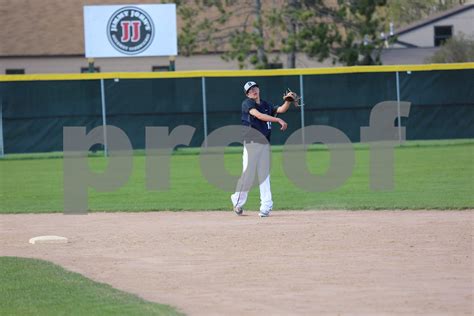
[1, 211, 472, 315]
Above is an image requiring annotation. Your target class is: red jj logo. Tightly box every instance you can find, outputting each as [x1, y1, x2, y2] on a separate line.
[120, 21, 142, 42]
[107, 7, 154, 55]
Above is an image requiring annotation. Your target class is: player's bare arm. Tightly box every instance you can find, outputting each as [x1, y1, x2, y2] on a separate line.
[249, 108, 287, 131]
[275, 99, 292, 114]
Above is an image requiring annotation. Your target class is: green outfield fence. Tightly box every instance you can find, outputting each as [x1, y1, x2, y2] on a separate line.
[0, 63, 473, 154]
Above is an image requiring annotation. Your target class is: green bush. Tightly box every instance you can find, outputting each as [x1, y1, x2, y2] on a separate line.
[427, 33, 474, 63]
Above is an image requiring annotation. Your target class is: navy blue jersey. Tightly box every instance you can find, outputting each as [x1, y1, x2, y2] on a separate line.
[241, 98, 277, 142]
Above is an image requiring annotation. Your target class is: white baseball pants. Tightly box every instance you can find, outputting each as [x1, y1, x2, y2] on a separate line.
[231, 142, 273, 212]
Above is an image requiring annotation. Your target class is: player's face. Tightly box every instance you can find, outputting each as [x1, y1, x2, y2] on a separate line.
[247, 86, 259, 99]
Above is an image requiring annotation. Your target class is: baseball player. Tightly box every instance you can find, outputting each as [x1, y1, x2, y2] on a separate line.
[231, 81, 298, 217]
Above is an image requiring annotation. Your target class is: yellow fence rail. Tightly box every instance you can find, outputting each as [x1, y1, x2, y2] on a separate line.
[1, 62, 474, 82]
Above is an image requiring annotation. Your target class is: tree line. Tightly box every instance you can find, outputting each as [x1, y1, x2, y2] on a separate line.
[168, 0, 467, 68]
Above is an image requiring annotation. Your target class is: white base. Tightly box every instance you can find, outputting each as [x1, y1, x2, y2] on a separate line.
[29, 235, 68, 244]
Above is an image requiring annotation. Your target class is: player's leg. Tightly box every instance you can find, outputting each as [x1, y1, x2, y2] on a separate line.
[231, 143, 257, 214]
[257, 143, 273, 217]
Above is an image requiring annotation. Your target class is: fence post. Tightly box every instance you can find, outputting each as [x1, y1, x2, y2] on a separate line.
[201, 77, 208, 148]
[100, 79, 108, 156]
[299, 74, 305, 146]
[395, 71, 402, 144]
[0, 99, 4, 157]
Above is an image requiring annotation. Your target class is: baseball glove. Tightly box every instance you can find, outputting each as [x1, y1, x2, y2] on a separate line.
[283, 88, 301, 106]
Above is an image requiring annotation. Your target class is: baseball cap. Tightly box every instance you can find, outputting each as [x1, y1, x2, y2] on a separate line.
[244, 81, 258, 94]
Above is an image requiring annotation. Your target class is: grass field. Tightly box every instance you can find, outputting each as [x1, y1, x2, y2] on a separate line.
[1, 139, 473, 213]
[0, 257, 182, 315]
